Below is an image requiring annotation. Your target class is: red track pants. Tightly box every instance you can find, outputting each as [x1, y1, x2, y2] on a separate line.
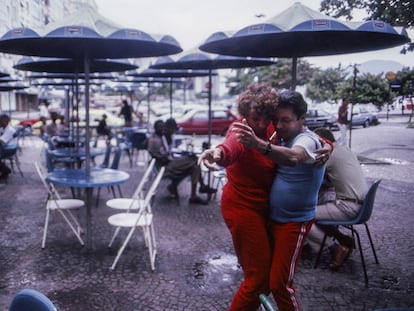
[269, 220, 313, 311]
[221, 203, 272, 311]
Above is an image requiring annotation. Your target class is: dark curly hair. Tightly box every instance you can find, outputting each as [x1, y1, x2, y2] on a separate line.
[237, 83, 278, 119]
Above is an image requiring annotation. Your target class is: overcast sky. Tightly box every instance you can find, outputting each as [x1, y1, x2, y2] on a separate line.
[95, 0, 414, 69]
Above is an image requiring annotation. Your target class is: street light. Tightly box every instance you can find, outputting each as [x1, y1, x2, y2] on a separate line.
[386, 71, 397, 121]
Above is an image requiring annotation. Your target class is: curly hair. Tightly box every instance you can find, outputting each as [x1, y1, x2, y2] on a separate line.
[237, 83, 278, 119]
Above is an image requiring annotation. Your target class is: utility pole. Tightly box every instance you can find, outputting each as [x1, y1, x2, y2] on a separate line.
[348, 64, 359, 148]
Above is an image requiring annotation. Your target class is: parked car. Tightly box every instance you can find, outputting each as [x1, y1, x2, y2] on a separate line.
[350, 105, 379, 128]
[175, 107, 238, 135]
[305, 108, 338, 130]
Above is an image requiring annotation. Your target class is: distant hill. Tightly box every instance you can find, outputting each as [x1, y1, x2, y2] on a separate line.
[358, 60, 405, 76]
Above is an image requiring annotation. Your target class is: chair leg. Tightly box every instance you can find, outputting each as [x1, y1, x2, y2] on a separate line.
[16, 157, 24, 177]
[42, 210, 51, 249]
[117, 185, 123, 197]
[108, 227, 121, 247]
[352, 228, 369, 286]
[314, 233, 328, 268]
[148, 224, 157, 270]
[364, 223, 379, 264]
[95, 188, 101, 207]
[110, 226, 137, 270]
[57, 209, 85, 246]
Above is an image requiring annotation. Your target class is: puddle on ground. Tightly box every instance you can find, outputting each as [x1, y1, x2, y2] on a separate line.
[189, 253, 242, 293]
[377, 158, 410, 165]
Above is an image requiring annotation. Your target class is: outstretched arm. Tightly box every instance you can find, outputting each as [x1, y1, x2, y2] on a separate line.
[232, 119, 311, 166]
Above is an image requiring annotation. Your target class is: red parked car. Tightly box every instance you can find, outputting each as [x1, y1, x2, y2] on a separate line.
[175, 106, 237, 135]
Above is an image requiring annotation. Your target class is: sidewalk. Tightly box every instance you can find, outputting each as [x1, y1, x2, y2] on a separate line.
[0, 116, 413, 310]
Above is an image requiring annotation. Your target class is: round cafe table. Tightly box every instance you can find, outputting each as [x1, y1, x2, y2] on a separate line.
[46, 167, 130, 249]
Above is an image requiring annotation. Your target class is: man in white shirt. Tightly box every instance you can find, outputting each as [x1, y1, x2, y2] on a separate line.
[0, 114, 17, 179]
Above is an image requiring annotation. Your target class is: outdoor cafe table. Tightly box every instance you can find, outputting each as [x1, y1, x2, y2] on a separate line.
[46, 167, 130, 249]
[50, 147, 105, 164]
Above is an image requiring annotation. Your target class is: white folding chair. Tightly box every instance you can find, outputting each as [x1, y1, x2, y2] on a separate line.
[106, 158, 156, 211]
[107, 166, 165, 270]
[34, 161, 85, 248]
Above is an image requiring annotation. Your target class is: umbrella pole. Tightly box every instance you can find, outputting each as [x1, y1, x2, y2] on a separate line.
[8, 92, 11, 116]
[207, 69, 213, 197]
[169, 78, 173, 118]
[147, 82, 151, 132]
[291, 57, 297, 91]
[84, 56, 91, 176]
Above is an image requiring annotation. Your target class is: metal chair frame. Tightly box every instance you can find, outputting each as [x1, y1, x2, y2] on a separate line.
[314, 179, 382, 285]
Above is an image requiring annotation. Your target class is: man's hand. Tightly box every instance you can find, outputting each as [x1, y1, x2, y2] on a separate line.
[314, 141, 332, 166]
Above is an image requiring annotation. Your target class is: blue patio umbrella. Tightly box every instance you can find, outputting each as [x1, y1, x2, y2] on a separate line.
[0, 81, 29, 91]
[128, 60, 215, 118]
[150, 50, 276, 146]
[0, 69, 10, 78]
[0, 5, 182, 177]
[14, 56, 137, 74]
[27, 72, 118, 80]
[14, 56, 138, 147]
[0, 75, 20, 83]
[199, 2, 411, 89]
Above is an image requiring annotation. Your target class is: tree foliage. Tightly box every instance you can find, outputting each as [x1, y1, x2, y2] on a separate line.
[320, 0, 414, 27]
[320, 0, 414, 53]
[343, 73, 390, 107]
[225, 58, 317, 95]
[306, 66, 349, 103]
[394, 67, 414, 95]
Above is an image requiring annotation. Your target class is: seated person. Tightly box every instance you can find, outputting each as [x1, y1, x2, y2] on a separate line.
[96, 114, 113, 143]
[45, 112, 59, 137]
[306, 128, 368, 271]
[147, 118, 216, 205]
[0, 114, 17, 180]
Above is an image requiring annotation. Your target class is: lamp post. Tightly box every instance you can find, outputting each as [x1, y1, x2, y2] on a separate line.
[386, 71, 396, 121]
[349, 64, 359, 148]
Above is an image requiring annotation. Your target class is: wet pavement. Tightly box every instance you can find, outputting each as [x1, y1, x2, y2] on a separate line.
[0, 112, 413, 310]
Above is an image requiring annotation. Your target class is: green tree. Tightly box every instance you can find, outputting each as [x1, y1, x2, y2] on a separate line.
[306, 66, 348, 103]
[225, 58, 317, 94]
[342, 72, 389, 109]
[320, 0, 414, 53]
[395, 67, 414, 95]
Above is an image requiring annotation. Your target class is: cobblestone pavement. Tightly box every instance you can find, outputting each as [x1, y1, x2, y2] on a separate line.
[0, 112, 413, 310]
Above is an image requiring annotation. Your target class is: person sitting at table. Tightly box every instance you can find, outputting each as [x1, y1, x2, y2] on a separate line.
[0, 114, 17, 180]
[57, 115, 68, 136]
[45, 111, 59, 137]
[147, 118, 216, 205]
[96, 114, 113, 144]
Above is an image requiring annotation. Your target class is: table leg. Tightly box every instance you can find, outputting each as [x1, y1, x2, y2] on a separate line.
[85, 187, 93, 249]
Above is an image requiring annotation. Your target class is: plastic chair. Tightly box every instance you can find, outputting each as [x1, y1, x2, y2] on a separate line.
[127, 131, 148, 166]
[95, 146, 123, 206]
[0, 129, 24, 177]
[97, 144, 112, 169]
[211, 168, 227, 199]
[314, 179, 382, 285]
[106, 158, 156, 211]
[259, 294, 277, 311]
[107, 166, 165, 270]
[35, 161, 85, 248]
[9, 288, 57, 311]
